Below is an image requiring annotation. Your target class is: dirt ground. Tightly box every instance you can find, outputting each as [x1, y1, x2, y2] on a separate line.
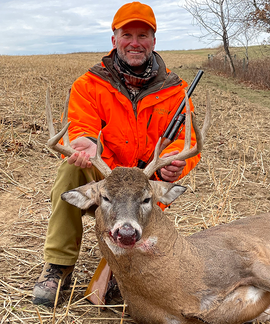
[0, 51, 270, 323]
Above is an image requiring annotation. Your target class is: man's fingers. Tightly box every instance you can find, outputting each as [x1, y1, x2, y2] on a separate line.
[163, 165, 180, 173]
[160, 159, 186, 181]
[77, 152, 90, 168]
[162, 167, 182, 178]
[163, 160, 186, 172]
[67, 152, 79, 164]
[67, 151, 92, 168]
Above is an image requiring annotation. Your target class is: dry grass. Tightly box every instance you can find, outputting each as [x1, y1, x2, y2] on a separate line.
[0, 51, 270, 323]
[203, 46, 270, 90]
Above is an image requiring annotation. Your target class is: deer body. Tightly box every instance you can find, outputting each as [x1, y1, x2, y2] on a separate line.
[63, 167, 270, 324]
[47, 89, 270, 323]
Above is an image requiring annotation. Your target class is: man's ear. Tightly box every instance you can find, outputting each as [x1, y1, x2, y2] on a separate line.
[152, 37, 156, 51]
[149, 180, 186, 205]
[61, 180, 104, 210]
[112, 35, 117, 49]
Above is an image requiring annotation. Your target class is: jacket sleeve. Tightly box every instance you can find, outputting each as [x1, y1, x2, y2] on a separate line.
[59, 74, 107, 160]
[65, 75, 102, 142]
[58, 74, 108, 161]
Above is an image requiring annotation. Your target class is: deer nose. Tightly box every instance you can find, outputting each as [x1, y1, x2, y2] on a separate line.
[113, 223, 141, 247]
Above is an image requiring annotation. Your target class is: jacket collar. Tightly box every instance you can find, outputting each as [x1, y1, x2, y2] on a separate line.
[89, 49, 183, 101]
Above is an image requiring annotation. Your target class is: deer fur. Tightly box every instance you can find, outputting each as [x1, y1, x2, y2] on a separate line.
[62, 167, 270, 324]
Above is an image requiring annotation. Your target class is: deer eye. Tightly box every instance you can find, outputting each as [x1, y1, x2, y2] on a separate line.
[143, 198, 151, 204]
[102, 195, 110, 203]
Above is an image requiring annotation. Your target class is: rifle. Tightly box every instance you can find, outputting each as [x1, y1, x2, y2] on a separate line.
[85, 70, 204, 305]
[137, 69, 204, 169]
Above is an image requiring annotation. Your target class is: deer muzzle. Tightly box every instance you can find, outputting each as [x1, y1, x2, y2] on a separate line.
[110, 223, 141, 249]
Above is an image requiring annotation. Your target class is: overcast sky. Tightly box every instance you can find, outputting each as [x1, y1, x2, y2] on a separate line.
[0, 0, 213, 55]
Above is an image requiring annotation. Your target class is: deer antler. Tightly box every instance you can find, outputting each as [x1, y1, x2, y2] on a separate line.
[45, 88, 112, 177]
[143, 90, 211, 178]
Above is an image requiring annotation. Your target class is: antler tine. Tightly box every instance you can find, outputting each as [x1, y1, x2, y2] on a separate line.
[183, 90, 192, 151]
[143, 90, 211, 179]
[89, 132, 112, 177]
[45, 88, 112, 177]
[46, 88, 55, 138]
[62, 91, 71, 147]
[46, 87, 77, 157]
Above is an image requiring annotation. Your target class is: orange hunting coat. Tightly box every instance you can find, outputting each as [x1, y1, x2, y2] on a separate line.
[65, 50, 200, 181]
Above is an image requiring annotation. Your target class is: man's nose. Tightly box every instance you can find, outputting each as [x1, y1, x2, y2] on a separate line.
[130, 36, 140, 47]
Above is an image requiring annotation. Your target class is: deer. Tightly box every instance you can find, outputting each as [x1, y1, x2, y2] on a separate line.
[46, 89, 270, 324]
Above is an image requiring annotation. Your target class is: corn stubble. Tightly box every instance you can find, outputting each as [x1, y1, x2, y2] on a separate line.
[0, 52, 269, 323]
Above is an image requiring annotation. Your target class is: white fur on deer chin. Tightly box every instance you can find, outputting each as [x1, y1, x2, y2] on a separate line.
[104, 236, 158, 256]
[105, 237, 128, 255]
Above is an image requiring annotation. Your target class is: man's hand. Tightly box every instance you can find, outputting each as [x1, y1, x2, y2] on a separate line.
[67, 137, 97, 168]
[160, 150, 186, 182]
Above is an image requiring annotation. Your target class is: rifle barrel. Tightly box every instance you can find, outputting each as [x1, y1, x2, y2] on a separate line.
[163, 70, 204, 139]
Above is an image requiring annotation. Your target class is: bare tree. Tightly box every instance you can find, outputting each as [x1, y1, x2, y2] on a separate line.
[183, 0, 247, 76]
[234, 24, 258, 69]
[233, 2, 262, 68]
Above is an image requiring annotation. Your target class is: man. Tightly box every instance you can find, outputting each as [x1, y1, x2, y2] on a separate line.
[32, 1, 200, 307]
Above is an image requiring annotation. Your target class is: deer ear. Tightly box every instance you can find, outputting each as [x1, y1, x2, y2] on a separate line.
[149, 181, 187, 205]
[61, 180, 104, 210]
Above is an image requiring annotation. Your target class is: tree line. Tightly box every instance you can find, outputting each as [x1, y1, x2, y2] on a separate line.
[184, 0, 270, 76]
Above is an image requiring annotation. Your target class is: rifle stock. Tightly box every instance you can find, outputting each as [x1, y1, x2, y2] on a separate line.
[85, 257, 112, 307]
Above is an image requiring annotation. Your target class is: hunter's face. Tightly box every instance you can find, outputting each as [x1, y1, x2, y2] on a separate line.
[112, 21, 156, 74]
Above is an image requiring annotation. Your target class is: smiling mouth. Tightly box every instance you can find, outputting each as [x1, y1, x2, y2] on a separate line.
[127, 50, 144, 55]
[129, 52, 142, 55]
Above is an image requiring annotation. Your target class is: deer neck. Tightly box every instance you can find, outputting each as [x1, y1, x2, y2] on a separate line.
[138, 205, 184, 254]
[96, 205, 203, 319]
[96, 204, 196, 274]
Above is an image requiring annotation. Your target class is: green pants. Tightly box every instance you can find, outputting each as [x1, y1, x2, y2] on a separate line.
[44, 160, 104, 266]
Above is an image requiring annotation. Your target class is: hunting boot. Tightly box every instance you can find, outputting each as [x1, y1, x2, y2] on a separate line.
[32, 262, 74, 307]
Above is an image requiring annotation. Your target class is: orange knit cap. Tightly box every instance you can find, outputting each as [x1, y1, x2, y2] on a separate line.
[112, 2, 157, 32]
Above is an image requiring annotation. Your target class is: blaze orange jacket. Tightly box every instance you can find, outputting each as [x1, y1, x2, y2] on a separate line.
[64, 50, 200, 182]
